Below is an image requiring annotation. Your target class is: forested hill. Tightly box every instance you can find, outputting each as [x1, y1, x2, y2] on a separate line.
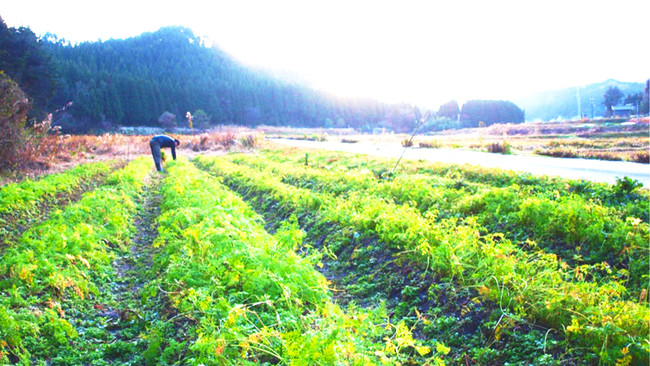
[0, 19, 535, 133]
[38, 25, 421, 132]
[515, 80, 645, 122]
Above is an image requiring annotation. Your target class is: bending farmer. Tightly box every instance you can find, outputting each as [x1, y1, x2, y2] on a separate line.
[149, 135, 180, 171]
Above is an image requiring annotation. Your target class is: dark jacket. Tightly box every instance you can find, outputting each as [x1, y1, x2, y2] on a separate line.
[150, 135, 177, 160]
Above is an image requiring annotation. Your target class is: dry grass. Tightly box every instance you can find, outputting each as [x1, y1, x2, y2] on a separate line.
[257, 119, 649, 164]
[0, 129, 262, 186]
[5, 118, 645, 186]
[414, 120, 650, 163]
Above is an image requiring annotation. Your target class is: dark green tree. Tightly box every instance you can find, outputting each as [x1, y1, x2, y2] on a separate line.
[437, 100, 459, 120]
[158, 111, 176, 130]
[624, 92, 643, 114]
[640, 79, 649, 115]
[192, 109, 211, 129]
[0, 17, 57, 121]
[460, 100, 524, 127]
[32, 25, 419, 132]
[603, 86, 624, 116]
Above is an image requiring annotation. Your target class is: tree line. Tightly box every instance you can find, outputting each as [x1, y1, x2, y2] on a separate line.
[603, 84, 649, 117]
[1, 18, 527, 133]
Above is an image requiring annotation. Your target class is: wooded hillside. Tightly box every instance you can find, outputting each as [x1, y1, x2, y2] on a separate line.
[1, 19, 539, 133]
[2, 21, 424, 133]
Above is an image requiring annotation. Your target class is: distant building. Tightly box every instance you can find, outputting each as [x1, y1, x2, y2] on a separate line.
[611, 104, 635, 117]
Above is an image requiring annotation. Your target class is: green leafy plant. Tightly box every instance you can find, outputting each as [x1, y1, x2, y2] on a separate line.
[149, 157, 445, 364]
[0, 157, 150, 363]
[195, 151, 650, 364]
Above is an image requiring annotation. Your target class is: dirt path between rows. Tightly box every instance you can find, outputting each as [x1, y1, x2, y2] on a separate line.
[96, 171, 163, 362]
[112, 171, 161, 300]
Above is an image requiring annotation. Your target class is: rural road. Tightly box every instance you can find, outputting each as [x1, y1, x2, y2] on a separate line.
[269, 138, 650, 187]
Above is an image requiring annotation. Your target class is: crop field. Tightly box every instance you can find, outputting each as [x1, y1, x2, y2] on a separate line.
[0, 148, 648, 365]
[265, 120, 650, 164]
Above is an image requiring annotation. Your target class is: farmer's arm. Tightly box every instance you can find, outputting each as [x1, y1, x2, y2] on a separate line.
[171, 144, 176, 160]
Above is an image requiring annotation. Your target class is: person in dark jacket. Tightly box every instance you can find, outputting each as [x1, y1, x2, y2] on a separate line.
[149, 135, 180, 171]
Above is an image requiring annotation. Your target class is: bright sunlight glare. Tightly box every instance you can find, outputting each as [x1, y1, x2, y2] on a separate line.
[2, 0, 648, 108]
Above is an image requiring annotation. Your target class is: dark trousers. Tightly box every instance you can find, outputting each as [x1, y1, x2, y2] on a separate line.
[150, 140, 162, 171]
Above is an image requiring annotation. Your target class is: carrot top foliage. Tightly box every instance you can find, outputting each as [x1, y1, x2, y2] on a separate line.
[195, 150, 649, 365]
[145, 158, 446, 365]
[1, 148, 646, 365]
[0, 161, 114, 215]
[0, 157, 150, 363]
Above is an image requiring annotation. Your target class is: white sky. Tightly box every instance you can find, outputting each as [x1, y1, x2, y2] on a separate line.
[2, 0, 648, 108]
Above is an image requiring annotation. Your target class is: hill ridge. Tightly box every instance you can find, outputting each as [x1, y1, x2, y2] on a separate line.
[515, 79, 645, 121]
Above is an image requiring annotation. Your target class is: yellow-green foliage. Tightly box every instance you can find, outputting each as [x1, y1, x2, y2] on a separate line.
[0, 161, 114, 216]
[0, 157, 150, 362]
[149, 158, 445, 365]
[196, 152, 650, 364]
[225, 152, 649, 295]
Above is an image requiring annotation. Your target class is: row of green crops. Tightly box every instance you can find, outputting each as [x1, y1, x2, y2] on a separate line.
[197, 157, 561, 364]
[225, 153, 649, 296]
[144, 157, 447, 365]
[262, 148, 650, 221]
[0, 160, 120, 247]
[195, 154, 649, 365]
[0, 160, 118, 216]
[0, 157, 151, 364]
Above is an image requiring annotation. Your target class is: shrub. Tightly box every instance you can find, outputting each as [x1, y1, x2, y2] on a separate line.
[612, 176, 644, 204]
[486, 141, 511, 154]
[341, 138, 359, 143]
[312, 133, 327, 141]
[0, 72, 68, 170]
[631, 150, 649, 164]
[419, 140, 441, 148]
[240, 134, 260, 148]
[158, 111, 176, 130]
[0, 72, 29, 170]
